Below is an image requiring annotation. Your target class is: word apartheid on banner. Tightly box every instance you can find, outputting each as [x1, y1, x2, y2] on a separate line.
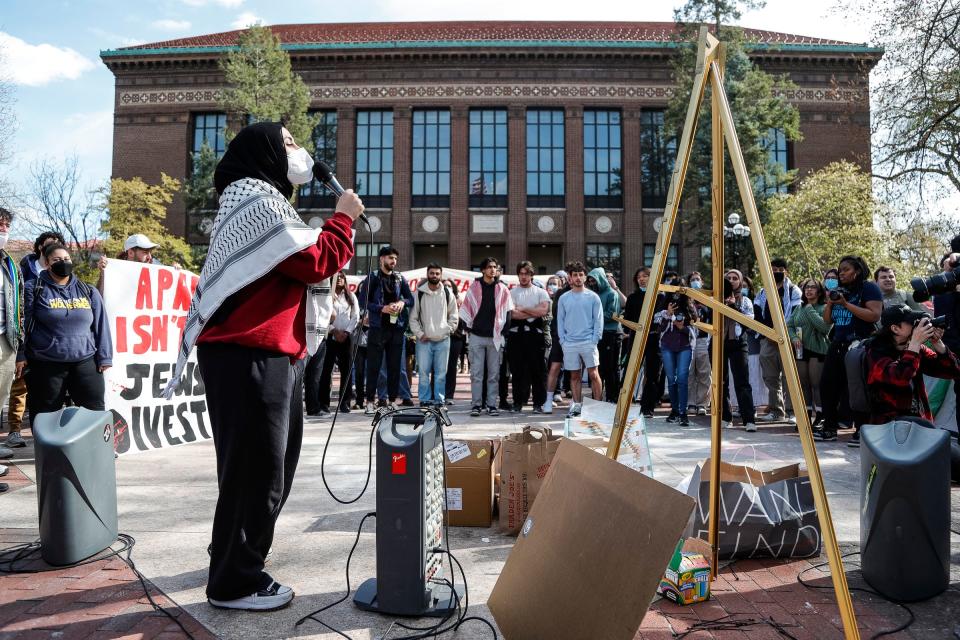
[102, 259, 207, 455]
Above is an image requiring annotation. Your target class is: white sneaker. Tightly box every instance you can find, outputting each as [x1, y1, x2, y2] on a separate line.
[543, 402, 553, 415]
[364, 401, 375, 415]
[0, 464, 7, 477]
[722, 421, 733, 429]
[208, 581, 294, 611]
[744, 423, 757, 432]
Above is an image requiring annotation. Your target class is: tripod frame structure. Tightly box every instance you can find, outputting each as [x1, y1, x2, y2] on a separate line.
[606, 27, 860, 639]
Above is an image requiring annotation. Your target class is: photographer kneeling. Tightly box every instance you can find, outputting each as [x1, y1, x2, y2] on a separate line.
[864, 305, 960, 425]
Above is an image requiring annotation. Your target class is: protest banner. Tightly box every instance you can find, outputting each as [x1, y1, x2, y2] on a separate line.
[102, 259, 206, 455]
[345, 267, 549, 296]
[100, 258, 552, 455]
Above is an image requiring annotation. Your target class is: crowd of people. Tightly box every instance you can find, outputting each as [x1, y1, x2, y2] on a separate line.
[308, 247, 960, 451]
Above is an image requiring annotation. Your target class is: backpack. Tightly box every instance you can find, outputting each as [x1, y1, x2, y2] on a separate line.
[416, 286, 456, 329]
[844, 339, 871, 414]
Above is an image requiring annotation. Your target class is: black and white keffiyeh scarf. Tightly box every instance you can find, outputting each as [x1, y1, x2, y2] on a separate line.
[163, 178, 332, 399]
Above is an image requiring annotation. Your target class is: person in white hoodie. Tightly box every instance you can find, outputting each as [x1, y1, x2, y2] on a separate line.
[410, 263, 459, 406]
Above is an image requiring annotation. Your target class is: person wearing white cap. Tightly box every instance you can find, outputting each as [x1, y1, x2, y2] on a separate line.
[122, 234, 159, 263]
[97, 234, 165, 292]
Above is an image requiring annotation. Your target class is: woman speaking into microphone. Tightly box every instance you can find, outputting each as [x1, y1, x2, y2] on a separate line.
[164, 122, 362, 611]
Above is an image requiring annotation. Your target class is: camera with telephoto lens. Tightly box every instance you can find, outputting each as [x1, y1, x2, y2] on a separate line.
[916, 314, 949, 329]
[911, 262, 960, 303]
[828, 287, 851, 302]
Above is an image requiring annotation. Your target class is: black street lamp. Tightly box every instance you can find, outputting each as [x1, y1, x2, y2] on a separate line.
[723, 212, 751, 270]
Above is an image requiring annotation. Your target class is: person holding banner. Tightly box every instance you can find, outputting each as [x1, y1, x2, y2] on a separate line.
[164, 122, 360, 612]
[17, 243, 112, 414]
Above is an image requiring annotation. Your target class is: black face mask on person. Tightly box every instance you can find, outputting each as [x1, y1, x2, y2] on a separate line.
[774, 271, 785, 284]
[51, 261, 74, 278]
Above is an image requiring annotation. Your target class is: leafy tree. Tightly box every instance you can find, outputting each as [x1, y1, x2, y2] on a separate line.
[765, 161, 891, 281]
[667, 0, 803, 272]
[0, 40, 16, 205]
[675, 0, 767, 34]
[868, 0, 960, 200]
[218, 25, 317, 151]
[15, 156, 101, 282]
[100, 174, 196, 272]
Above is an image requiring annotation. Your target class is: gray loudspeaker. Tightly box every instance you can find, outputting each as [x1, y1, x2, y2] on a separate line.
[861, 420, 950, 602]
[34, 407, 117, 566]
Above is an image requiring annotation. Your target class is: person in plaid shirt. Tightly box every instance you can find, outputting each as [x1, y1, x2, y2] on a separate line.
[865, 304, 960, 424]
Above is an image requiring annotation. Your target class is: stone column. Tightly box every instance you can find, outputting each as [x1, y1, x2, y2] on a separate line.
[565, 106, 585, 263]
[449, 105, 470, 269]
[506, 105, 528, 268]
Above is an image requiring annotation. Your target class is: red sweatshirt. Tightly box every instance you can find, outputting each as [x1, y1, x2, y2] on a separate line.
[197, 212, 355, 359]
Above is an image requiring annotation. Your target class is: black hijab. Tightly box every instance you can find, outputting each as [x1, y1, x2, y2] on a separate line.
[214, 122, 293, 199]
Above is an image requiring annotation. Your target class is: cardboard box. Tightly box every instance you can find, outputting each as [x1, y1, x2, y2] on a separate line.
[659, 537, 712, 605]
[443, 438, 494, 527]
[488, 440, 695, 640]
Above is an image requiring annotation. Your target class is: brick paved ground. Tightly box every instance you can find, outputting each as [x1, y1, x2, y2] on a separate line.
[1, 371, 958, 639]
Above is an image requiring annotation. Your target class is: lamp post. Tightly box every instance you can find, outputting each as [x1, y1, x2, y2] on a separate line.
[723, 212, 751, 270]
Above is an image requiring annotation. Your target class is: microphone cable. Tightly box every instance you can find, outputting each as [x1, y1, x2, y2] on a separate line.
[319, 210, 378, 505]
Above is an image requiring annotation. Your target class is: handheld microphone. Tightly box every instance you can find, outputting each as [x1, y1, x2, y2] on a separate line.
[314, 160, 368, 224]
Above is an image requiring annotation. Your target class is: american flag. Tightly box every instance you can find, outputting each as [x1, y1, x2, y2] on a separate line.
[470, 174, 487, 195]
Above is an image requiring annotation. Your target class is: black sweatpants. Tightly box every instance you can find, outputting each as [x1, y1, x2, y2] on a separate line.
[303, 342, 327, 415]
[722, 337, 756, 424]
[365, 325, 404, 402]
[197, 343, 304, 601]
[598, 330, 622, 402]
[26, 357, 105, 414]
[639, 334, 665, 413]
[507, 329, 546, 409]
[446, 335, 464, 400]
[318, 337, 353, 411]
[354, 344, 368, 405]
[819, 340, 865, 432]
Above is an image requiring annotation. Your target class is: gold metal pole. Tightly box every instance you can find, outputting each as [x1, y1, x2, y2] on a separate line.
[707, 43, 726, 580]
[709, 61, 860, 640]
[660, 285, 779, 340]
[606, 27, 720, 459]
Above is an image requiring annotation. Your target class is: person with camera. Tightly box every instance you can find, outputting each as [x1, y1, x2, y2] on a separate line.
[815, 256, 883, 445]
[686, 271, 712, 416]
[657, 282, 697, 426]
[864, 305, 960, 425]
[930, 252, 960, 443]
[721, 269, 758, 431]
[787, 278, 831, 427]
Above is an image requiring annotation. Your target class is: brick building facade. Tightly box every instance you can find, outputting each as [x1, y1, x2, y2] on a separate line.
[100, 22, 882, 280]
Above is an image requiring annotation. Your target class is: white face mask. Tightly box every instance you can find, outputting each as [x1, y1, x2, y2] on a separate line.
[0, 233, 8, 250]
[286, 148, 314, 185]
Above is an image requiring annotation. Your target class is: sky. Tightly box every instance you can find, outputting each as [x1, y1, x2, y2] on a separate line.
[0, 0, 882, 237]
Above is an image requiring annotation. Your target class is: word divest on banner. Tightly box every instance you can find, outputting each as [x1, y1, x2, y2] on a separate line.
[102, 259, 205, 455]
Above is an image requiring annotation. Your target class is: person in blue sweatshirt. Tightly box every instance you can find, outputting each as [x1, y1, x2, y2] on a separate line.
[16, 243, 113, 414]
[557, 261, 603, 418]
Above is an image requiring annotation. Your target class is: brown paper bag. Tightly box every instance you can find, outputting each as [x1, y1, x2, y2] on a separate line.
[498, 426, 563, 535]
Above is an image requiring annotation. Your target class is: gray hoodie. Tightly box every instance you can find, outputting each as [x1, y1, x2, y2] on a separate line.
[410, 281, 459, 342]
